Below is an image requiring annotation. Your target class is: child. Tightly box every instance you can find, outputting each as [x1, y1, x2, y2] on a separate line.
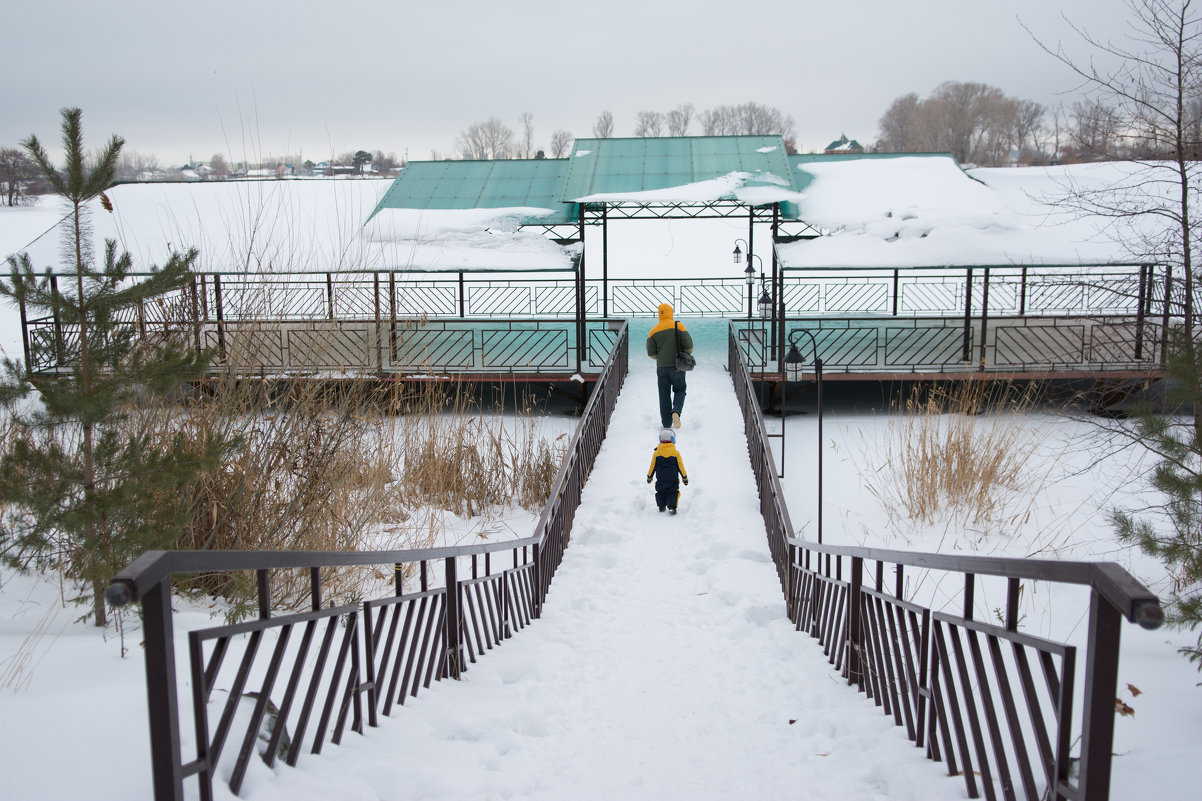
[646, 428, 689, 514]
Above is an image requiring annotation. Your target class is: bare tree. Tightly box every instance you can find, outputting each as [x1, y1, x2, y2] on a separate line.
[634, 110, 665, 137]
[875, 82, 1048, 165]
[1030, 0, 1202, 331]
[666, 103, 694, 136]
[698, 107, 725, 135]
[593, 110, 615, 139]
[1067, 99, 1123, 160]
[877, 93, 923, 152]
[209, 153, 229, 177]
[518, 112, 535, 158]
[456, 117, 515, 160]
[372, 150, 401, 172]
[0, 147, 37, 205]
[550, 129, 573, 158]
[695, 103, 795, 140]
[115, 150, 162, 181]
[731, 102, 796, 138]
[1011, 99, 1048, 162]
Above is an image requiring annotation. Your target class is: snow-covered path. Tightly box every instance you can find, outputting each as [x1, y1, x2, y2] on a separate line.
[236, 360, 962, 801]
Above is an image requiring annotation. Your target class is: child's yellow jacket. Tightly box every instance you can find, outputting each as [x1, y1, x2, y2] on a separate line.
[646, 442, 688, 487]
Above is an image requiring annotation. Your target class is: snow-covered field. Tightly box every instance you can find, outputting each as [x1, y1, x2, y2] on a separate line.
[1, 159, 1200, 799]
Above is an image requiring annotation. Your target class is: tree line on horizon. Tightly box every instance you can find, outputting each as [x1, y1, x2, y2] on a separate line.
[6, 75, 1202, 206]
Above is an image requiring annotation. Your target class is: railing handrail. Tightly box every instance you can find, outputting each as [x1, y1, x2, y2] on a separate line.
[787, 537, 1162, 626]
[12, 263, 1160, 279]
[109, 539, 541, 605]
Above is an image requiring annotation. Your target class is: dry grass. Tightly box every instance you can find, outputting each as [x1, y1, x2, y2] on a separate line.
[127, 369, 565, 618]
[862, 381, 1051, 529]
[395, 382, 566, 519]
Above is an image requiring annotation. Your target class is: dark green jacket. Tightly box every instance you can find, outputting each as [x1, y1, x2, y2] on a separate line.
[646, 304, 693, 368]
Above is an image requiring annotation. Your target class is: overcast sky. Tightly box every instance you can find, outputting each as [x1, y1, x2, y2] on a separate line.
[3, 0, 1139, 166]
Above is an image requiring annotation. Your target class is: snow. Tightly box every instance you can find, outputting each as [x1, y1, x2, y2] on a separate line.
[573, 170, 805, 207]
[2, 160, 1201, 800]
[778, 156, 1135, 268]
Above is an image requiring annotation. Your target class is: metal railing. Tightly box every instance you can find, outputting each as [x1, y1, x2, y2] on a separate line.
[18, 265, 1175, 377]
[728, 323, 1164, 801]
[106, 322, 629, 801]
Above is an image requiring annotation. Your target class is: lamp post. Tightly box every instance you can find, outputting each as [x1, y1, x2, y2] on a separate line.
[733, 240, 760, 320]
[784, 328, 823, 543]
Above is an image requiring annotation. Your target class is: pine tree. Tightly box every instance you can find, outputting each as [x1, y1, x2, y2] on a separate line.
[0, 108, 224, 626]
[1112, 331, 1202, 670]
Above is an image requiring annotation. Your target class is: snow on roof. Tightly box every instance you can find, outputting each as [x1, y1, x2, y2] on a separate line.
[571, 170, 805, 206]
[777, 156, 1149, 268]
[2, 179, 576, 277]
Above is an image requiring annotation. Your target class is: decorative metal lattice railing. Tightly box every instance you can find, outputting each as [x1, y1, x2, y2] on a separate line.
[106, 323, 629, 801]
[728, 324, 1164, 801]
[17, 264, 1175, 377]
[733, 315, 1163, 375]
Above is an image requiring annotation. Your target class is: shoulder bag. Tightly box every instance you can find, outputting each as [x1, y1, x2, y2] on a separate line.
[674, 322, 696, 372]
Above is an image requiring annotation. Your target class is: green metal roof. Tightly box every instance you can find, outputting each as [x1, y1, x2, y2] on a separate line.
[558, 136, 798, 201]
[367, 137, 829, 228]
[367, 158, 576, 225]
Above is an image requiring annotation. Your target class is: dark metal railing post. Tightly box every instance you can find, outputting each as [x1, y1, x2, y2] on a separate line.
[257, 569, 271, 619]
[532, 542, 543, 618]
[1005, 577, 1020, 631]
[326, 273, 335, 320]
[190, 276, 201, 358]
[373, 273, 382, 374]
[49, 274, 64, 366]
[962, 268, 974, 362]
[310, 567, 322, 610]
[389, 272, 398, 364]
[17, 274, 31, 375]
[1078, 589, 1123, 801]
[141, 579, 184, 801]
[1160, 264, 1173, 366]
[458, 271, 465, 317]
[1020, 266, 1028, 316]
[978, 268, 990, 371]
[786, 543, 797, 621]
[213, 275, 226, 360]
[848, 556, 864, 690]
[1135, 264, 1148, 361]
[444, 557, 461, 679]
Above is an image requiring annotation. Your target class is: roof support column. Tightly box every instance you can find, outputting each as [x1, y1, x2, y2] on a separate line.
[602, 204, 609, 319]
[576, 212, 586, 374]
[771, 204, 780, 366]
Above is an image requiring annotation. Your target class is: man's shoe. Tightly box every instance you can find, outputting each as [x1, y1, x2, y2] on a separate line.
[669, 508, 677, 515]
[658, 507, 666, 513]
[672, 413, 681, 429]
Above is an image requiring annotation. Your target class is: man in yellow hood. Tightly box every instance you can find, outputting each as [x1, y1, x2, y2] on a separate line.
[646, 303, 693, 429]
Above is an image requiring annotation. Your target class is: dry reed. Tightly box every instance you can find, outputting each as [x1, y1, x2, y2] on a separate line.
[862, 381, 1050, 529]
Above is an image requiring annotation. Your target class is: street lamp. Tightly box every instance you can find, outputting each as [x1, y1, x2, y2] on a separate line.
[733, 239, 762, 320]
[785, 328, 823, 544]
[757, 278, 773, 319]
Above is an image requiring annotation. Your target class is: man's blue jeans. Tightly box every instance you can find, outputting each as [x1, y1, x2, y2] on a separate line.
[656, 366, 687, 427]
